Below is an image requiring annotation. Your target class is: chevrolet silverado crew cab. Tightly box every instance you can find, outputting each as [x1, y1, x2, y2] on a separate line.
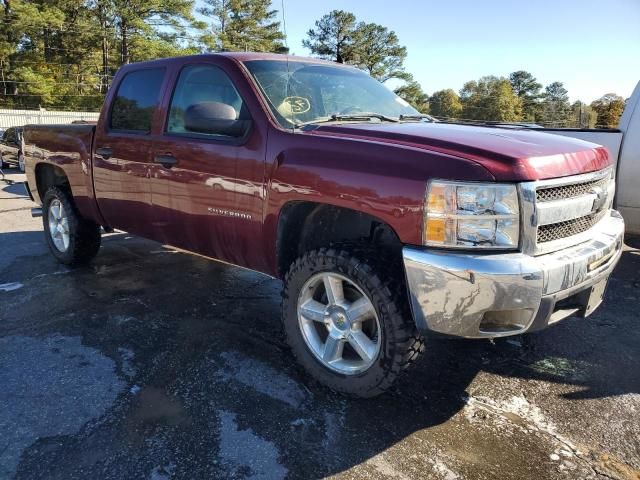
[23, 53, 624, 397]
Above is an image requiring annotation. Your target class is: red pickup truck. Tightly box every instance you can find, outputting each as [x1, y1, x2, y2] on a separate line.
[23, 53, 624, 397]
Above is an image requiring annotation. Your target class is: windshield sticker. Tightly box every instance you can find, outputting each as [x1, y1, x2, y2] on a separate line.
[282, 96, 311, 114]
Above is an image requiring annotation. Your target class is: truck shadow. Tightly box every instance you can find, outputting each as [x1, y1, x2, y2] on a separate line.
[2, 231, 638, 479]
[1, 181, 27, 196]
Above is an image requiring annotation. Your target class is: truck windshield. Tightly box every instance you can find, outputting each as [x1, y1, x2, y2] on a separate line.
[243, 59, 420, 128]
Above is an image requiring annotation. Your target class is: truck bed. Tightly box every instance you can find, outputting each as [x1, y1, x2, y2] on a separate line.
[23, 123, 101, 224]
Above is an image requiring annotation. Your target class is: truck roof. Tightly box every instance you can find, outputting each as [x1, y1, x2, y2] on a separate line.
[119, 52, 345, 70]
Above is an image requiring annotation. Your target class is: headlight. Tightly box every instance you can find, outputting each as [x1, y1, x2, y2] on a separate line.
[424, 181, 520, 249]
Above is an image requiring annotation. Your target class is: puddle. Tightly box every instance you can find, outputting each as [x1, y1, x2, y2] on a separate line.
[0, 335, 124, 478]
[0, 282, 23, 292]
[215, 351, 308, 409]
[118, 347, 136, 378]
[217, 410, 287, 480]
[149, 462, 176, 480]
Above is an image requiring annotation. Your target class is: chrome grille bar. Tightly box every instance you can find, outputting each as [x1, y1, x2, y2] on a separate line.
[519, 167, 615, 256]
[537, 210, 608, 243]
[536, 175, 610, 202]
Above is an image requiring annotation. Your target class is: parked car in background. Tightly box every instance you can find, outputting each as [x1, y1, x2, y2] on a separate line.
[544, 81, 640, 235]
[0, 126, 25, 172]
[22, 53, 624, 397]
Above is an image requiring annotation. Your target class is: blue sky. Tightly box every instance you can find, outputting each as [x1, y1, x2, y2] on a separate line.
[271, 0, 640, 103]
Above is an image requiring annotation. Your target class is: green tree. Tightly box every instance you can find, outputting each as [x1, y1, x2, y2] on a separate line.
[199, 0, 285, 53]
[538, 81, 570, 126]
[429, 89, 462, 119]
[113, 0, 201, 64]
[508, 70, 541, 121]
[460, 76, 523, 121]
[0, 0, 106, 109]
[351, 22, 408, 82]
[571, 101, 597, 128]
[302, 9, 356, 63]
[0, 0, 208, 109]
[591, 93, 626, 128]
[394, 78, 428, 113]
[303, 11, 409, 82]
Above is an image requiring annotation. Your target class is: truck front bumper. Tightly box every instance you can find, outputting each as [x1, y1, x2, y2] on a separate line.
[402, 210, 625, 338]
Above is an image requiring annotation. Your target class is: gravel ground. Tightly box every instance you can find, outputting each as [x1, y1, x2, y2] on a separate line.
[1, 169, 639, 480]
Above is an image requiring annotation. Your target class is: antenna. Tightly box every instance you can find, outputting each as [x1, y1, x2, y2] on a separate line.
[281, 0, 288, 50]
[281, 0, 294, 131]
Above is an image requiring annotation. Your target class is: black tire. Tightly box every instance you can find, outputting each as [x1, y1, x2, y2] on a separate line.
[42, 186, 101, 265]
[282, 246, 425, 397]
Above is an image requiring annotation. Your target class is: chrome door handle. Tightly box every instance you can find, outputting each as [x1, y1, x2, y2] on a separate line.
[96, 147, 113, 159]
[154, 154, 178, 168]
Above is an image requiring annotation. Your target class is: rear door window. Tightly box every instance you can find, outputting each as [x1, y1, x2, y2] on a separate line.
[110, 68, 165, 132]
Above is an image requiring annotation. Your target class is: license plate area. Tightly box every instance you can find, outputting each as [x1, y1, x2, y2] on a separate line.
[584, 278, 608, 316]
[553, 278, 609, 320]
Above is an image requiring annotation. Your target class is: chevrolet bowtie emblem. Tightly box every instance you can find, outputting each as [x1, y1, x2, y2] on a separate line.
[589, 186, 606, 214]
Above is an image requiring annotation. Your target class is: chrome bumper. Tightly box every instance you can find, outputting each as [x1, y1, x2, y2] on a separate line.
[402, 210, 624, 338]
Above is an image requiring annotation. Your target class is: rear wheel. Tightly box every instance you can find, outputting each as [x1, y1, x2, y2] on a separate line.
[42, 186, 101, 265]
[282, 246, 425, 397]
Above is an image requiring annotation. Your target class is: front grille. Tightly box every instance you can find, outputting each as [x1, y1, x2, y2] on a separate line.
[537, 210, 606, 243]
[536, 175, 610, 202]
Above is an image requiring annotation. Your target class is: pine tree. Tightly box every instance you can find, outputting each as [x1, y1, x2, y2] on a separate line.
[303, 10, 409, 82]
[351, 22, 408, 82]
[302, 10, 356, 63]
[508, 70, 541, 121]
[538, 81, 571, 126]
[200, 0, 285, 53]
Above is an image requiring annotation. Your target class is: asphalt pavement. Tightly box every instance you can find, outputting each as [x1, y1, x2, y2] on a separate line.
[1, 169, 639, 480]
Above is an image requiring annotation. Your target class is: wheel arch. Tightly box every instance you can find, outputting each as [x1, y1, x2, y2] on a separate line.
[35, 163, 70, 202]
[275, 201, 404, 278]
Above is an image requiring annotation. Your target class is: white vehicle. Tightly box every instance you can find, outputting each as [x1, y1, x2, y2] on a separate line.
[548, 81, 640, 235]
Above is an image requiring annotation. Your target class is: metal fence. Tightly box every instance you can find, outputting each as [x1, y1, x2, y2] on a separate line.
[0, 109, 100, 128]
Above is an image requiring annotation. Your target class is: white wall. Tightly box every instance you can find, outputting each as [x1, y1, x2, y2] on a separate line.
[0, 109, 99, 128]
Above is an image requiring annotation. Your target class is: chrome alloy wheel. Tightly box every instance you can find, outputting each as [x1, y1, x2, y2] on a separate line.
[297, 272, 382, 375]
[48, 199, 70, 252]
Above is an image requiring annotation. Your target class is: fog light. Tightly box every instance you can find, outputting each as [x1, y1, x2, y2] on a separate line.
[479, 309, 534, 333]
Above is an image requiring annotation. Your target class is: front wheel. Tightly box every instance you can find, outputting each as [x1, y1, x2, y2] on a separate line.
[42, 186, 101, 265]
[282, 246, 425, 397]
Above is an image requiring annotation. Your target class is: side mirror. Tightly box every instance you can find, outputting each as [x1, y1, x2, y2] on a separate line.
[184, 102, 250, 137]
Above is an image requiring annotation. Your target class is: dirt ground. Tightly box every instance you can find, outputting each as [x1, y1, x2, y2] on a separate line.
[1, 168, 639, 480]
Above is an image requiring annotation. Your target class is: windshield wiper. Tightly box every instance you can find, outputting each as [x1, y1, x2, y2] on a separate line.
[294, 112, 399, 129]
[399, 114, 436, 122]
[331, 113, 399, 123]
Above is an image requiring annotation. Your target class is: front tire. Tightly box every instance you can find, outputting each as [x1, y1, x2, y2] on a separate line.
[282, 246, 425, 397]
[42, 186, 101, 265]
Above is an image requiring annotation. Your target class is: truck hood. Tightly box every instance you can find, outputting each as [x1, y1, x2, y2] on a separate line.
[303, 122, 611, 181]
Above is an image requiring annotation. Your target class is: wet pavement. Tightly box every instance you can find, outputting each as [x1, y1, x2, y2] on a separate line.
[1, 169, 639, 480]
